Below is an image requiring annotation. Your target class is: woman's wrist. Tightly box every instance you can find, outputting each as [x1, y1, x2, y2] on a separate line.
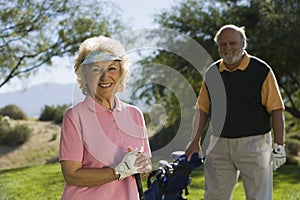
[112, 168, 120, 180]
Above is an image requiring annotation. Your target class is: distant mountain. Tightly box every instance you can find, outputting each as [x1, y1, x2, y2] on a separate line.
[0, 83, 83, 118]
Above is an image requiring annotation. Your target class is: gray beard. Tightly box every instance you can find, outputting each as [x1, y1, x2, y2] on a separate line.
[223, 50, 244, 65]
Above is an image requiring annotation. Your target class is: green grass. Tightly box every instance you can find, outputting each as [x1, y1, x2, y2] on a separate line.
[184, 164, 300, 200]
[0, 163, 65, 200]
[0, 163, 299, 200]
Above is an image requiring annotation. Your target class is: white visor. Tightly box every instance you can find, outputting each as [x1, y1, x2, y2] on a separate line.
[81, 51, 122, 65]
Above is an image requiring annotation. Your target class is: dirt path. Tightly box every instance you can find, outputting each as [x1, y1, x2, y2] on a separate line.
[0, 145, 18, 155]
[0, 120, 61, 169]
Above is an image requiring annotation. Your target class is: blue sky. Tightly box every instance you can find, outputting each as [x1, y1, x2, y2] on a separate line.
[112, 0, 175, 28]
[0, 0, 176, 93]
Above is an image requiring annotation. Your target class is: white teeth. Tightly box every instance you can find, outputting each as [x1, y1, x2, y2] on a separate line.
[99, 83, 112, 88]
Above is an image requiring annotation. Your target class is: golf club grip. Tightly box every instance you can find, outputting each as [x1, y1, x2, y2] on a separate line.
[134, 173, 145, 200]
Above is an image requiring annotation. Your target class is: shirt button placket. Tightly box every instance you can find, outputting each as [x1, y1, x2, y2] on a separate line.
[112, 118, 118, 131]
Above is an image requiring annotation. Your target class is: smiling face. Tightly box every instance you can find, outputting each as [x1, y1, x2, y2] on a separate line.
[85, 60, 121, 108]
[217, 28, 244, 68]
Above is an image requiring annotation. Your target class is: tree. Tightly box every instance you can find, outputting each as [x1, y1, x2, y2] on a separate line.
[129, 0, 300, 152]
[0, 0, 124, 88]
[139, 0, 300, 123]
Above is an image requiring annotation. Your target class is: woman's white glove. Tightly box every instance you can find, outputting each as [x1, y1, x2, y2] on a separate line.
[114, 149, 140, 180]
[272, 143, 286, 171]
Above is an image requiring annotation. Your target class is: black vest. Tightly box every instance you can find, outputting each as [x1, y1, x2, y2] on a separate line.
[206, 57, 271, 138]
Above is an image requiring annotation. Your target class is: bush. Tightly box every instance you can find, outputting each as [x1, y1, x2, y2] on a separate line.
[0, 117, 11, 142]
[0, 104, 28, 120]
[286, 139, 300, 156]
[53, 105, 68, 124]
[2, 124, 32, 145]
[50, 133, 58, 141]
[289, 132, 300, 140]
[39, 104, 69, 124]
[39, 105, 57, 121]
[286, 155, 300, 165]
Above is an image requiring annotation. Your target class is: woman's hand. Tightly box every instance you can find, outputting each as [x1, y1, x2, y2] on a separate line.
[135, 152, 152, 173]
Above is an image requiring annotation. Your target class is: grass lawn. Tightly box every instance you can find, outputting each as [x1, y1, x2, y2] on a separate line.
[0, 163, 299, 200]
[184, 165, 300, 200]
[0, 163, 64, 200]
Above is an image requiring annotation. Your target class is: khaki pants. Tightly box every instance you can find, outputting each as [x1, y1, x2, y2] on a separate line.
[204, 133, 273, 200]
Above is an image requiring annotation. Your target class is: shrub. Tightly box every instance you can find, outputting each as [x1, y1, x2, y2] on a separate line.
[39, 105, 57, 121]
[39, 104, 69, 124]
[0, 117, 11, 142]
[0, 104, 28, 120]
[286, 139, 300, 156]
[53, 105, 68, 124]
[2, 124, 32, 145]
[289, 132, 300, 140]
[50, 132, 58, 141]
[286, 155, 300, 165]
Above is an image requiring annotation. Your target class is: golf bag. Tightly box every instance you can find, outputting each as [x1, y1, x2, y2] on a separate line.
[144, 151, 203, 200]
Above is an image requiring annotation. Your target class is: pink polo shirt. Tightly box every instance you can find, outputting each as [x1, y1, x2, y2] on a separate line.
[59, 95, 151, 200]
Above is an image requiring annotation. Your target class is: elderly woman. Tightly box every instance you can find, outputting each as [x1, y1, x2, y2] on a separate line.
[59, 35, 152, 200]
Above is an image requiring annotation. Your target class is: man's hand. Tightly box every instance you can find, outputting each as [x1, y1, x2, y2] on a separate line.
[185, 140, 202, 161]
[272, 143, 286, 171]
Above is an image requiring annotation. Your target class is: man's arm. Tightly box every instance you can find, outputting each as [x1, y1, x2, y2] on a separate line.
[185, 109, 209, 160]
[271, 109, 285, 145]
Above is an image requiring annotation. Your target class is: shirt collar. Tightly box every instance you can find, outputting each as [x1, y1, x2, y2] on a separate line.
[84, 95, 125, 113]
[219, 51, 250, 72]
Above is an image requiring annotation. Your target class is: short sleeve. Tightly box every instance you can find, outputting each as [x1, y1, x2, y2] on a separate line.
[132, 107, 152, 158]
[59, 108, 84, 162]
[195, 80, 210, 114]
[261, 70, 285, 113]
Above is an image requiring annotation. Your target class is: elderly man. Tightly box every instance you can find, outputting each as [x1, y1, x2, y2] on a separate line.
[185, 24, 286, 200]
